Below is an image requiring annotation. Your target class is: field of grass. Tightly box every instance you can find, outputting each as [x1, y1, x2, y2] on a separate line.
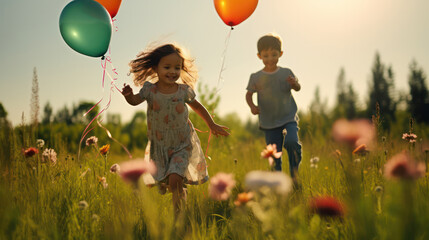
[1, 119, 429, 240]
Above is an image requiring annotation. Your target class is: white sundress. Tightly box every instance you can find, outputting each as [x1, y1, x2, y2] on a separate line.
[139, 81, 209, 186]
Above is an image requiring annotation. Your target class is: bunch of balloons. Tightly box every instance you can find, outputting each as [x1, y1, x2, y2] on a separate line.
[59, 0, 122, 58]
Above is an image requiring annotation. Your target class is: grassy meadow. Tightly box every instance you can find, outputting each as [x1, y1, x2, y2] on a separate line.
[1, 111, 429, 240]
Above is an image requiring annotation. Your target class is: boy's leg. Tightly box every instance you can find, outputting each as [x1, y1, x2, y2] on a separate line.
[263, 127, 284, 171]
[283, 122, 302, 179]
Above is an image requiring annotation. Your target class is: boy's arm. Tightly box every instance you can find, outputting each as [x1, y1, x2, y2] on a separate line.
[188, 99, 229, 137]
[246, 91, 259, 115]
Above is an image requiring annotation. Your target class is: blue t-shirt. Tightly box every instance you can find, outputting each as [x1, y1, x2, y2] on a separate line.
[246, 67, 298, 129]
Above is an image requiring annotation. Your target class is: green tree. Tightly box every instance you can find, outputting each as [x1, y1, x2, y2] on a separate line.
[367, 52, 397, 125]
[107, 113, 122, 126]
[344, 83, 358, 119]
[54, 105, 72, 124]
[71, 101, 99, 124]
[407, 59, 429, 123]
[123, 111, 147, 150]
[42, 102, 53, 124]
[0, 102, 7, 120]
[333, 68, 358, 119]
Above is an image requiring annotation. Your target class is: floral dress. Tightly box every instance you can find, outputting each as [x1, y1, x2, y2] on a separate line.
[139, 81, 208, 186]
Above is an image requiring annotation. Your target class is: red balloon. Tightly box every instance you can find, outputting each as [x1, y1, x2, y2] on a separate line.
[214, 0, 258, 27]
[94, 0, 122, 18]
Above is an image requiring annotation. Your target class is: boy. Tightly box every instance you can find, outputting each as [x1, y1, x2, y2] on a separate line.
[245, 33, 302, 182]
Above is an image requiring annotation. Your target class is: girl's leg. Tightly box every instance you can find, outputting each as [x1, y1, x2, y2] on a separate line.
[283, 122, 302, 180]
[168, 173, 186, 217]
[264, 127, 284, 171]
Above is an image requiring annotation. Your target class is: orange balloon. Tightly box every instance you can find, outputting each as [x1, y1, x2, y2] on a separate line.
[214, 0, 258, 27]
[94, 0, 122, 18]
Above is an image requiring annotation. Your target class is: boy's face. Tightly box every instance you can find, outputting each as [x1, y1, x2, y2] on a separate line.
[257, 48, 283, 70]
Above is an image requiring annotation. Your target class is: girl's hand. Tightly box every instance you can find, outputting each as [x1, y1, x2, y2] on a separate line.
[122, 84, 133, 96]
[210, 123, 230, 137]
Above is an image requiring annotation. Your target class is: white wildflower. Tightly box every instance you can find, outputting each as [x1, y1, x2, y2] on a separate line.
[36, 139, 45, 148]
[79, 200, 89, 209]
[245, 171, 293, 196]
[310, 157, 320, 164]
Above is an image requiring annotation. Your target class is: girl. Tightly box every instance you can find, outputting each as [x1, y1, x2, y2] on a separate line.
[122, 43, 229, 215]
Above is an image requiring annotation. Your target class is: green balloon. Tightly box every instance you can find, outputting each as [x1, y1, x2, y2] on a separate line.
[59, 0, 112, 58]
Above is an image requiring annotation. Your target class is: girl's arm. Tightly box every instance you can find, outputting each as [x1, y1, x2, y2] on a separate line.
[188, 99, 229, 137]
[122, 84, 144, 106]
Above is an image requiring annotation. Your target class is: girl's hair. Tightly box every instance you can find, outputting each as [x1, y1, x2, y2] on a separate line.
[257, 33, 282, 53]
[129, 43, 198, 89]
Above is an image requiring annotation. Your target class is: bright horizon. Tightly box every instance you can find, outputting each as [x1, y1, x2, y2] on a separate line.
[1, 0, 428, 126]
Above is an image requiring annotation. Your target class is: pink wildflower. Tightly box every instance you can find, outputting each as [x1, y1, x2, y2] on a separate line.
[119, 159, 157, 185]
[208, 172, 236, 201]
[384, 151, 425, 180]
[402, 133, 417, 143]
[86, 136, 98, 146]
[261, 144, 282, 167]
[42, 148, 57, 164]
[110, 163, 120, 174]
[332, 118, 375, 147]
[23, 147, 38, 158]
[309, 196, 345, 218]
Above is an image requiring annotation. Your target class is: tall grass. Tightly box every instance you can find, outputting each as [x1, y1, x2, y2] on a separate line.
[1, 118, 429, 240]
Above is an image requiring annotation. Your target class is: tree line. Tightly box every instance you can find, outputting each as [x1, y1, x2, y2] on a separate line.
[0, 52, 428, 154]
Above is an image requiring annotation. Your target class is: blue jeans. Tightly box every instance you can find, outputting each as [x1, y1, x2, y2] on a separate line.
[263, 121, 302, 178]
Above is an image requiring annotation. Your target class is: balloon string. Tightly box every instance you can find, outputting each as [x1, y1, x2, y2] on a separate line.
[78, 50, 125, 162]
[112, 18, 119, 32]
[215, 27, 233, 94]
[101, 57, 107, 88]
[78, 56, 110, 161]
[97, 119, 132, 159]
[194, 127, 212, 159]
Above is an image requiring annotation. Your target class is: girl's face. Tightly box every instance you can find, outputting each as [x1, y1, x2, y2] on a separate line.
[257, 48, 283, 71]
[155, 53, 182, 86]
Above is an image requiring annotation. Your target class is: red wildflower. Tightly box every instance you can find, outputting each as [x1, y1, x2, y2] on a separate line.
[309, 196, 345, 218]
[23, 147, 38, 158]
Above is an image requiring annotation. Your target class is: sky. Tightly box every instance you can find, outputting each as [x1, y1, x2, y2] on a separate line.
[1, 0, 429, 126]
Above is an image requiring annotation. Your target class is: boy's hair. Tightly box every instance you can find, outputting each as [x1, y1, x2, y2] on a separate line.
[257, 33, 282, 53]
[129, 43, 198, 89]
